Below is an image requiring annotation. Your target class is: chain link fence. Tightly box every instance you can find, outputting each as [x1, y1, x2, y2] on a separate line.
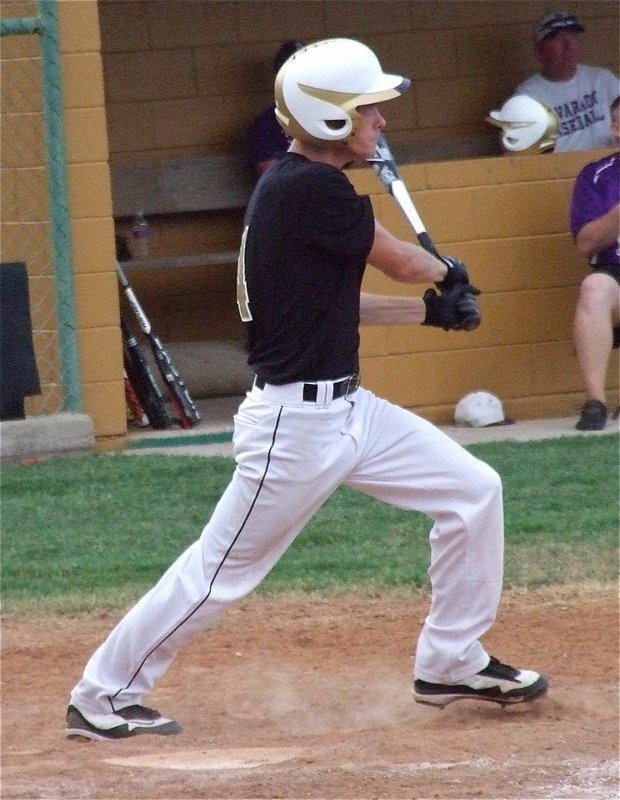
[1, 0, 81, 416]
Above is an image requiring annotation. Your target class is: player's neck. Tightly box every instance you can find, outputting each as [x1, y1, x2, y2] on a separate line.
[289, 140, 355, 170]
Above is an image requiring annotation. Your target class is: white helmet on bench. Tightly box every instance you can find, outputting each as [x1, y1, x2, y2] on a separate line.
[486, 95, 559, 154]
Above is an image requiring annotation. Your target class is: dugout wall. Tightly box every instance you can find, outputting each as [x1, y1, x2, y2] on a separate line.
[1, 1, 617, 450]
[354, 150, 619, 422]
[1, 0, 121, 451]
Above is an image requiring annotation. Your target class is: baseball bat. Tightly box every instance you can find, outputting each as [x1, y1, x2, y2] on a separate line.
[368, 134, 439, 257]
[368, 133, 480, 331]
[124, 367, 149, 427]
[121, 316, 171, 430]
[116, 262, 201, 428]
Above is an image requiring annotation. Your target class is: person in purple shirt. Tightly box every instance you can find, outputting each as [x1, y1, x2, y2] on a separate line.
[569, 95, 620, 430]
[246, 41, 304, 179]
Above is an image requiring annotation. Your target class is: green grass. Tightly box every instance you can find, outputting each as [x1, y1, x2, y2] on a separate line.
[1, 434, 618, 613]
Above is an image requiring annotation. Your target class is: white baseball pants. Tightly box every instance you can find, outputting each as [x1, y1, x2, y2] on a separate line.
[71, 383, 503, 714]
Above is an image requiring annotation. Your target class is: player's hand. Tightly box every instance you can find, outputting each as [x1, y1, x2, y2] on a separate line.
[435, 256, 470, 291]
[422, 284, 481, 331]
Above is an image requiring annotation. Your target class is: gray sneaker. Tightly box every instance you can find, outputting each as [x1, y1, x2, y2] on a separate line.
[413, 656, 548, 707]
[66, 703, 183, 740]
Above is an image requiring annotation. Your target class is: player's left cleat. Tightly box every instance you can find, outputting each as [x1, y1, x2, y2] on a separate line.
[412, 656, 548, 707]
[66, 703, 183, 740]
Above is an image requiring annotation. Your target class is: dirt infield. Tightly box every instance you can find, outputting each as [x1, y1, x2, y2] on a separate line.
[2, 585, 618, 799]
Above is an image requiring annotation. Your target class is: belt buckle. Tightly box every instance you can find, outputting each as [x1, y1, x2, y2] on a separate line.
[299, 376, 360, 403]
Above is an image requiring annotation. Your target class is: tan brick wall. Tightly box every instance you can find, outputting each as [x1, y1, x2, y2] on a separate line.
[58, 0, 126, 444]
[97, 0, 619, 425]
[99, 0, 618, 160]
[6, 1, 617, 448]
[351, 150, 619, 423]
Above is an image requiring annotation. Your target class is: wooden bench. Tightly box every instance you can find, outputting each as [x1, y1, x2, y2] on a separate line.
[108, 140, 501, 397]
[110, 155, 255, 398]
[110, 153, 254, 270]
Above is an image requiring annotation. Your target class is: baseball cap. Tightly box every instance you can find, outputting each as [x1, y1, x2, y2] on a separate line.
[534, 11, 584, 43]
[454, 391, 515, 427]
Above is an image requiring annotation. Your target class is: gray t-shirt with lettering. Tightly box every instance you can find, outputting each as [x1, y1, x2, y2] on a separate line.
[515, 64, 619, 151]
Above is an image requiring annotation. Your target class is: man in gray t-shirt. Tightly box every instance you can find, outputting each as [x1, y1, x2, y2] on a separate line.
[514, 10, 618, 152]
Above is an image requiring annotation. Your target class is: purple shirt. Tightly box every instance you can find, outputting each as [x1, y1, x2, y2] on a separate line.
[569, 152, 620, 267]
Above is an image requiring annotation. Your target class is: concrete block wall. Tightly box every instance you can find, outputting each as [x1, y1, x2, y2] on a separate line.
[99, 0, 618, 160]
[98, 0, 619, 372]
[4, 1, 618, 448]
[57, 0, 125, 445]
[1, 2, 55, 415]
[1, 0, 123, 443]
[351, 150, 619, 423]
[95, 0, 619, 433]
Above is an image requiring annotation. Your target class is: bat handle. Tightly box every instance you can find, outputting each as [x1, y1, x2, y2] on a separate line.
[416, 231, 439, 258]
[115, 260, 129, 287]
[388, 180, 440, 258]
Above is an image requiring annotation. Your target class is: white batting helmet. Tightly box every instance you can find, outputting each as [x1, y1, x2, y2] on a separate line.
[486, 95, 559, 154]
[274, 38, 410, 147]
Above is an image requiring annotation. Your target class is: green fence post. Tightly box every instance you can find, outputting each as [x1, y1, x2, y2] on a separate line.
[0, 16, 41, 36]
[37, 0, 82, 412]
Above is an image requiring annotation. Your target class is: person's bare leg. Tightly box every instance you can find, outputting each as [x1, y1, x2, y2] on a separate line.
[574, 273, 619, 404]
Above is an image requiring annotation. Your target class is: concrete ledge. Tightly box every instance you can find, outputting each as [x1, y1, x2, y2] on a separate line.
[0, 413, 95, 463]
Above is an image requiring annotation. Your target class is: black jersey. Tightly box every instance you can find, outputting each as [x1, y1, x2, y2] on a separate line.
[238, 153, 375, 384]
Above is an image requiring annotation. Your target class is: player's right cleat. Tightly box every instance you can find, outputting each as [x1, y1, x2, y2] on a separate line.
[66, 703, 183, 741]
[413, 656, 548, 707]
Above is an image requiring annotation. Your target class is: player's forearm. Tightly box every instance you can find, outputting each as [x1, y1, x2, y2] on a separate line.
[574, 203, 620, 259]
[359, 292, 426, 325]
[368, 221, 447, 284]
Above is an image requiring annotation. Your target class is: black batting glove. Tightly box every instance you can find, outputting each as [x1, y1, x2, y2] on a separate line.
[435, 256, 470, 291]
[422, 284, 482, 331]
[422, 288, 461, 331]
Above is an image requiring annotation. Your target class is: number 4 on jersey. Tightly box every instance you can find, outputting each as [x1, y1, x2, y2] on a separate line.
[236, 227, 252, 322]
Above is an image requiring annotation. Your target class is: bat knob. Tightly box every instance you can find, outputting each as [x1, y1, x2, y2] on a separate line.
[462, 316, 481, 332]
[456, 288, 481, 332]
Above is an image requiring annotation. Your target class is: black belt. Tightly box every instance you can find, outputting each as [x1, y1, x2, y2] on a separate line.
[254, 375, 359, 402]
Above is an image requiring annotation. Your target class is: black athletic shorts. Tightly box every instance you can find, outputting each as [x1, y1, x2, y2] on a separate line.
[592, 262, 620, 284]
[590, 262, 620, 347]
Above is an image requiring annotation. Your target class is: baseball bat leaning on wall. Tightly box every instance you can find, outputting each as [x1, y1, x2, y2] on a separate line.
[123, 366, 150, 428]
[121, 316, 171, 430]
[116, 262, 201, 428]
[368, 134, 481, 331]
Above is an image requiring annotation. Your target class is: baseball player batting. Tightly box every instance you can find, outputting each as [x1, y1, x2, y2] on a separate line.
[66, 38, 547, 741]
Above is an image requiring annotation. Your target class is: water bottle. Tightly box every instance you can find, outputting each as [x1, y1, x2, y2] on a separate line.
[130, 211, 150, 258]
